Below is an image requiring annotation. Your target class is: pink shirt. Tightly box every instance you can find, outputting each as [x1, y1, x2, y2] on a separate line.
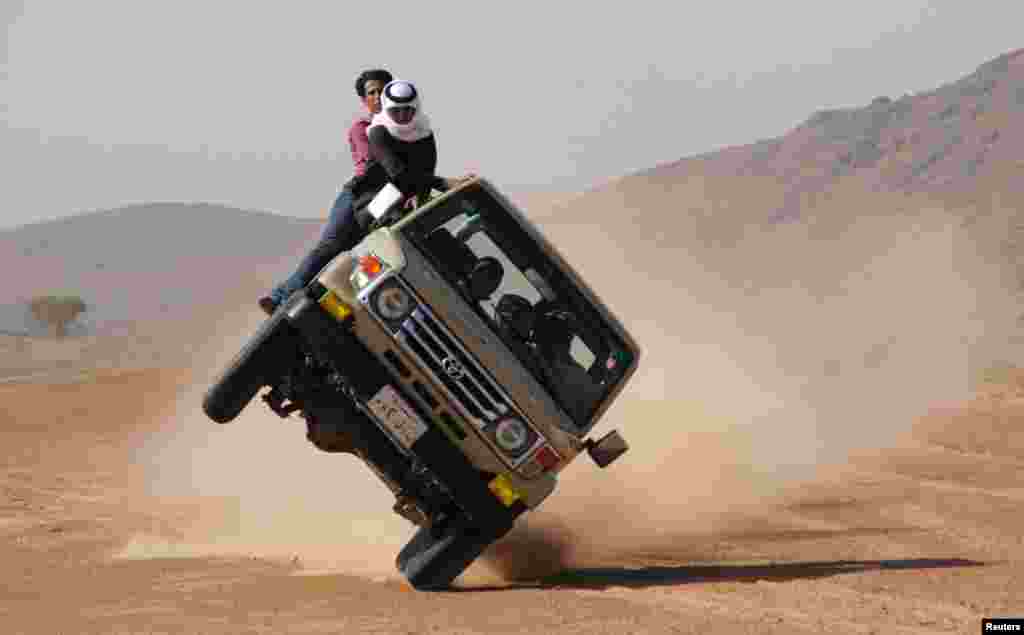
[349, 116, 372, 177]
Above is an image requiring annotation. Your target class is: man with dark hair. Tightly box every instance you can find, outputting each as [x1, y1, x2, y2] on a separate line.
[259, 68, 394, 315]
[349, 69, 394, 185]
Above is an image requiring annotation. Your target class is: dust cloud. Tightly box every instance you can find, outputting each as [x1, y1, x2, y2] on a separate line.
[131, 196, 1020, 585]
[131, 304, 414, 578]
[477, 199, 1022, 580]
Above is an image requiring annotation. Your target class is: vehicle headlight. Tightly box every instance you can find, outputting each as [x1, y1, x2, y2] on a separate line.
[494, 417, 529, 452]
[375, 282, 413, 321]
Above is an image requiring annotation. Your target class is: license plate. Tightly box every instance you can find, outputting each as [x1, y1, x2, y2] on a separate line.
[366, 385, 428, 450]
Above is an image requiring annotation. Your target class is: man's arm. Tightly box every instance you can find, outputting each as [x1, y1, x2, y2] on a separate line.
[349, 120, 372, 176]
[368, 126, 438, 197]
[367, 125, 408, 183]
[366, 128, 472, 202]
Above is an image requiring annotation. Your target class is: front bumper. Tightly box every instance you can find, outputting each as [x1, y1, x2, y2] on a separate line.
[282, 288, 527, 528]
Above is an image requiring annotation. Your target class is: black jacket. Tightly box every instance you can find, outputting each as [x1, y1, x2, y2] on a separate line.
[345, 127, 448, 209]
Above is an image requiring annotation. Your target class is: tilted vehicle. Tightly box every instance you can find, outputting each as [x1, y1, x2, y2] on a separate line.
[202, 176, 641, 590]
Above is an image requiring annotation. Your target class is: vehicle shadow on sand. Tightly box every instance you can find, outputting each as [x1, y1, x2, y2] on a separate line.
[455, 558, 988, 592]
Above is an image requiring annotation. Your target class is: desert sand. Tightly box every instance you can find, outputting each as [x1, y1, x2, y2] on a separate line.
[3, 50, 1024, 633]
[3, 342, 1023, 633]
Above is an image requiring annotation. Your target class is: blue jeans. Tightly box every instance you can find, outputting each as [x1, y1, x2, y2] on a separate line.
[269, 188, 360, 304]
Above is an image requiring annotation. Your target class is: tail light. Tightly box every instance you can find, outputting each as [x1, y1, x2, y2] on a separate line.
[533, 445, 561, 472]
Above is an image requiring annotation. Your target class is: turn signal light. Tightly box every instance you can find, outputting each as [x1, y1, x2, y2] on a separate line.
[318, 289, 353, 323]
[487, 473, 522, 507]
[359, 254, 384, 276]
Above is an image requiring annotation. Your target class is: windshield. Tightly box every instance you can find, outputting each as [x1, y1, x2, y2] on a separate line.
[400, 184, 635, 428]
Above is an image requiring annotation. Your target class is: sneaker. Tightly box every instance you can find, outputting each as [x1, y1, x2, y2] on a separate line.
[258, 296, 279, 316]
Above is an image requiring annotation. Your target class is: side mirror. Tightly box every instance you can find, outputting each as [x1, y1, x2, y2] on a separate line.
[584, 429, 629, 468]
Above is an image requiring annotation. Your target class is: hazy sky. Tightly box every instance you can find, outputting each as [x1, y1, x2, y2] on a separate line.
[3, 1, 1023, 228]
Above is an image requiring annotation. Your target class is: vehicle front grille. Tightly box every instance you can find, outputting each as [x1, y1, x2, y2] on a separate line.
[396, 305, 511, 429]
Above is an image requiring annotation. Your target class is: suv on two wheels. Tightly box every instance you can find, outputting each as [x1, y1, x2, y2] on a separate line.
[203, 177, 641, 589]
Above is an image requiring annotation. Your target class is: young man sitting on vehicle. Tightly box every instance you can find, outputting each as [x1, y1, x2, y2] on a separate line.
[259, 68, 393, 316]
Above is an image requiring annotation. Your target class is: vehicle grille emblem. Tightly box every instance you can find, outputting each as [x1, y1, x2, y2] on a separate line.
[442, 356, 466, 380]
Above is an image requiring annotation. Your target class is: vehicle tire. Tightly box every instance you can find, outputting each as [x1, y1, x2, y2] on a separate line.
[396, 516, 514, 590]
[202, 310, 298, 423]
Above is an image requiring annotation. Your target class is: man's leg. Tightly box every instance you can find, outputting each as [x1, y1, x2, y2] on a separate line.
[262, 189, 359, 312]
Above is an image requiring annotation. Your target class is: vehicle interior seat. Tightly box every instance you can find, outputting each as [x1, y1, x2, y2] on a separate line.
[423, 228, 478, 277]
[466, 257, 504, 302]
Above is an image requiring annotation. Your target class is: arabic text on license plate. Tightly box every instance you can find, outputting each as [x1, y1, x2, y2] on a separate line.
[367, 385, 428, 449]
